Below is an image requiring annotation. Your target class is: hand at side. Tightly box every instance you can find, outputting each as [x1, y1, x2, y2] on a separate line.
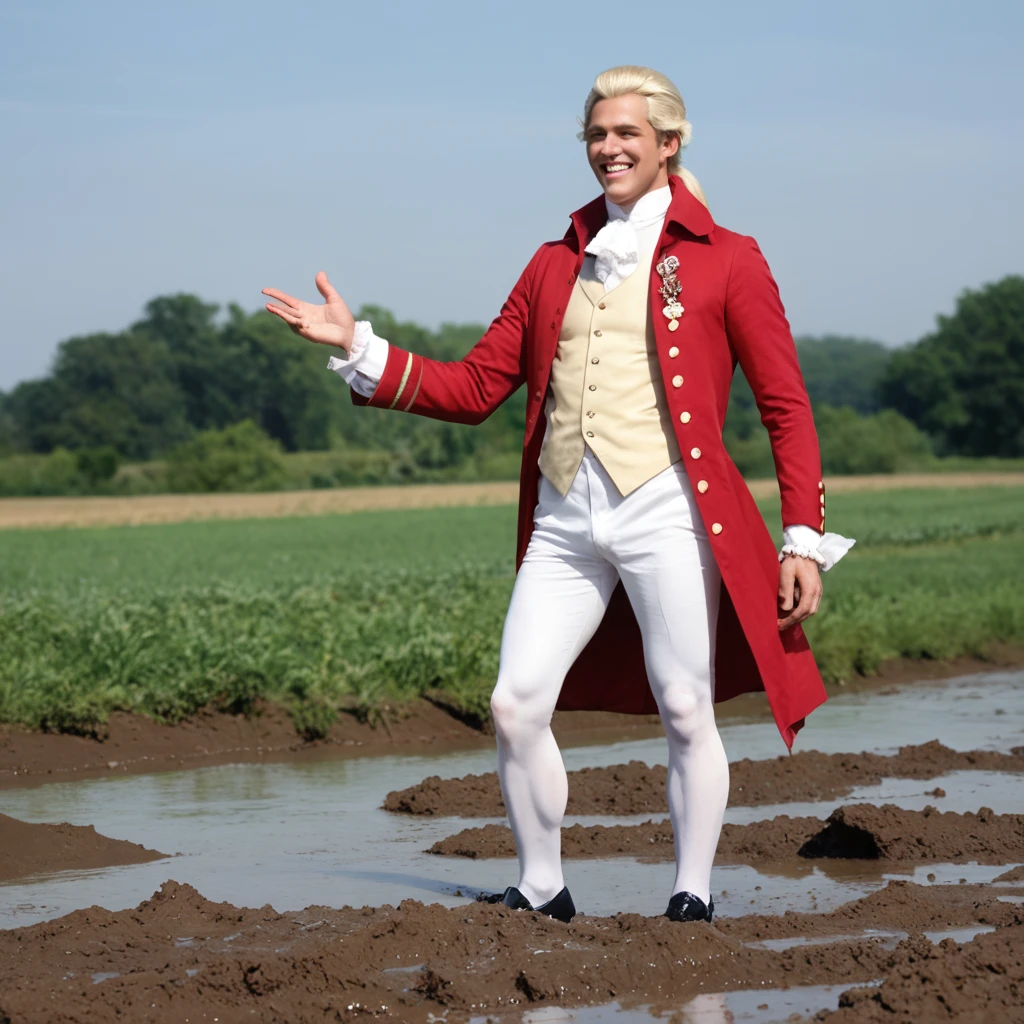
[777, 556, 822, 630]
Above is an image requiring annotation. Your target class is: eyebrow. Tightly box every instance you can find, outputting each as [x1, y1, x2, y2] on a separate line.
[587, 122, 645, 133]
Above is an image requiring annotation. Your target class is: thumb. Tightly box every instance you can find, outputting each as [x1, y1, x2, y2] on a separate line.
[315, 270, 340, 302]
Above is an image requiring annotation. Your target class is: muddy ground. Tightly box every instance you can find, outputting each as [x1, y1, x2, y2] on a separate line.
[0, 879, 1020, 1024]
[0, 813, 168, 882]
[386, 739, 1024, 816]
[428, 804, 1024, 869]
[5, 646, 1022, 791]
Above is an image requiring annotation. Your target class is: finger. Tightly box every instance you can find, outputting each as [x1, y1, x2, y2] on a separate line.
[315, 270, 340, 302]
[778, 562, 795, 613]
[265, 302, 302, 325]
[791, 586, 815, 624]
[809, 585, 823, 617]
[261, 287, 302, 310]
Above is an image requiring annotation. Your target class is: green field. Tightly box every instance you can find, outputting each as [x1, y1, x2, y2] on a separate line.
[2, 486, 1023, 736]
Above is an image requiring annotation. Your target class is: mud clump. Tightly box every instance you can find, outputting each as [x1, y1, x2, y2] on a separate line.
[0, 812, 168, 882]
[994, 864, 1024, 883]
[3, 879, 1020, 1023]
[813, 924, 1024, 1023]
[429, 805, 1024, 868]
[384, 740, 1024, 817]
[799, 805, 1024, 864]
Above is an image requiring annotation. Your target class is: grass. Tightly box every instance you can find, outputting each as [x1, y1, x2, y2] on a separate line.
[2, 487, 1023, 737]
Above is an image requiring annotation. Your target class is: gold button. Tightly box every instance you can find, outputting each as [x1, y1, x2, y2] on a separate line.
[818, 481, 824, 490]
[589, 384, 597, 391]
[711, 523, 723, 535]
[594, 329, 603, 337]
[820, 519, 825, 529]
[591, 357, 600, 364]
[668, 346, 680, 358]
[586, 431, 595, 438]
[672, 375, 684, 388]
[697, 480, 709, 493]
[690, 447, 701, 459]
[598, 301, 607, 309]
[679, 411, 691, 424]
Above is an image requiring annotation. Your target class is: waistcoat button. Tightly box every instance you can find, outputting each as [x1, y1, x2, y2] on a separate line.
[594, 329, 603, 337]
[690, 447, 701, 459]
[591, 357, 600, 364]
[668, 346, 680, 358]
[598, 302, 607, 309]
[589, 384, 597, 391]
[586, 431, 595, 438]
[672, 375, 684, 388]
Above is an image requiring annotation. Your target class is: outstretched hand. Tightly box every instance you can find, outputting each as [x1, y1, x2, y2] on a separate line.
[262, 271, 355, 353]
[777, 555, 822, 630]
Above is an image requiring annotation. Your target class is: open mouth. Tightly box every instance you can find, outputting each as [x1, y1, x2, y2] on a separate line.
[602, 162, 633, 179]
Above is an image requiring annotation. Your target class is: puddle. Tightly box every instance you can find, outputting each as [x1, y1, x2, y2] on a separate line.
[467, 982, 882, 1022]
[0, 670, 1022, 929]
[746, 923, 995, 952]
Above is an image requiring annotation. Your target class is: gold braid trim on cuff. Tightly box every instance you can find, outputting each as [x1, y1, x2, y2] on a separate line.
[402, 365, 423, 412]
[388, 353, 414, 410]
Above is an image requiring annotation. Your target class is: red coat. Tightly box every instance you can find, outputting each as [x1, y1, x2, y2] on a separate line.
[354, 175, 828, 747]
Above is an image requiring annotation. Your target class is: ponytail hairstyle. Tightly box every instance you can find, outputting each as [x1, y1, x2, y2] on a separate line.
[578, 65, 707, 208]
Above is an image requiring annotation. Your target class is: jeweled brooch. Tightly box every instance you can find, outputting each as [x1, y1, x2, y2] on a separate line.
[656, 255, 684, 332]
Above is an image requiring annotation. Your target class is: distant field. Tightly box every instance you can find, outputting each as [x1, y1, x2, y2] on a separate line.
[1, 485, 1022, 737]
[2, 471, 1023, 530]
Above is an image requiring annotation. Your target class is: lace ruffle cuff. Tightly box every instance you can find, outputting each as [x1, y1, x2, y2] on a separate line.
[779, 532, 856, 572]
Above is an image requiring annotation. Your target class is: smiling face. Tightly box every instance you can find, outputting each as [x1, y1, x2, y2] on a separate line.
[585, 93, 679, 208]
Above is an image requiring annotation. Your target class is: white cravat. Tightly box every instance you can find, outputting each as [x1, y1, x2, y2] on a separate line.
[584, 185, 672, 291]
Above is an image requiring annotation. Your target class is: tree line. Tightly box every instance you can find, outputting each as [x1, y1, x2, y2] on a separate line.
[0, 275, 1020, 494]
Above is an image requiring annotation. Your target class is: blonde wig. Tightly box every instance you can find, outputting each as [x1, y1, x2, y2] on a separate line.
[579, 65, 707, 208]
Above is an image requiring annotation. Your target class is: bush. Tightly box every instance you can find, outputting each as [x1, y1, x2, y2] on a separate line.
[817, 407, 934, 475]
[74, 446, 121, 485]
[165, 420, 286, 493]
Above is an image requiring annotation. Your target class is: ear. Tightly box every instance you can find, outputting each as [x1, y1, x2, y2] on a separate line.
[661, 131, 680, 160]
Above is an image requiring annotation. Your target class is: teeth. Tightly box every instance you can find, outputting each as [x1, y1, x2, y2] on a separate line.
[605, 164, 631, 172]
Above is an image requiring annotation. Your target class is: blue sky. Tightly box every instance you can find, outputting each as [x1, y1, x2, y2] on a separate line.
[1, 0, 1021, 389]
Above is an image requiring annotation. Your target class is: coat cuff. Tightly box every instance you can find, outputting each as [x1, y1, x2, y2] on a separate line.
[350, 344, 424, 411]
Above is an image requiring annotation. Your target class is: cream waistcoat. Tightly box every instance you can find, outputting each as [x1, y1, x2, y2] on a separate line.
[538, 252, 682, 497]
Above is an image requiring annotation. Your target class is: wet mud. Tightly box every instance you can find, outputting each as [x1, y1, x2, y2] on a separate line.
[994, 865, 1024, 883]
[809, 925, 1024, 1023]
[429, 805, 1024, 868]
[0, 879, 1019, 1024]
[5, 651, 1022, 793]
[0, 701, 671, 790]
[0, 812, 168, 882]
[385, 740, 1024, 817]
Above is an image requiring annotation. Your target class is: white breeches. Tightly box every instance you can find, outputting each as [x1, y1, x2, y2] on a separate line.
[490, 452, 728, 906]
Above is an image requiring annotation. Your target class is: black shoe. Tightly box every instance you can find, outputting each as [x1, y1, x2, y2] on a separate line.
[664, 890, 714, 923]
[478, 885, 576, 923]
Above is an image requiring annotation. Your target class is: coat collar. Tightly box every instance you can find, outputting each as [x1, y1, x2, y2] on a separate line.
[567, 173, 715, 250]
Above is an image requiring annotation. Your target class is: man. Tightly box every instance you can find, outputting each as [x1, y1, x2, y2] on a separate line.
[263, 65, 853, 925]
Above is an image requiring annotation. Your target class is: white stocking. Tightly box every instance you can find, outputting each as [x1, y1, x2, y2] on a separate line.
[490, 542, 617, 907]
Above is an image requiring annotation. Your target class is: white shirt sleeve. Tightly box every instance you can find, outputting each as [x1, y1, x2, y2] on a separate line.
[326, 321, 390, 398]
